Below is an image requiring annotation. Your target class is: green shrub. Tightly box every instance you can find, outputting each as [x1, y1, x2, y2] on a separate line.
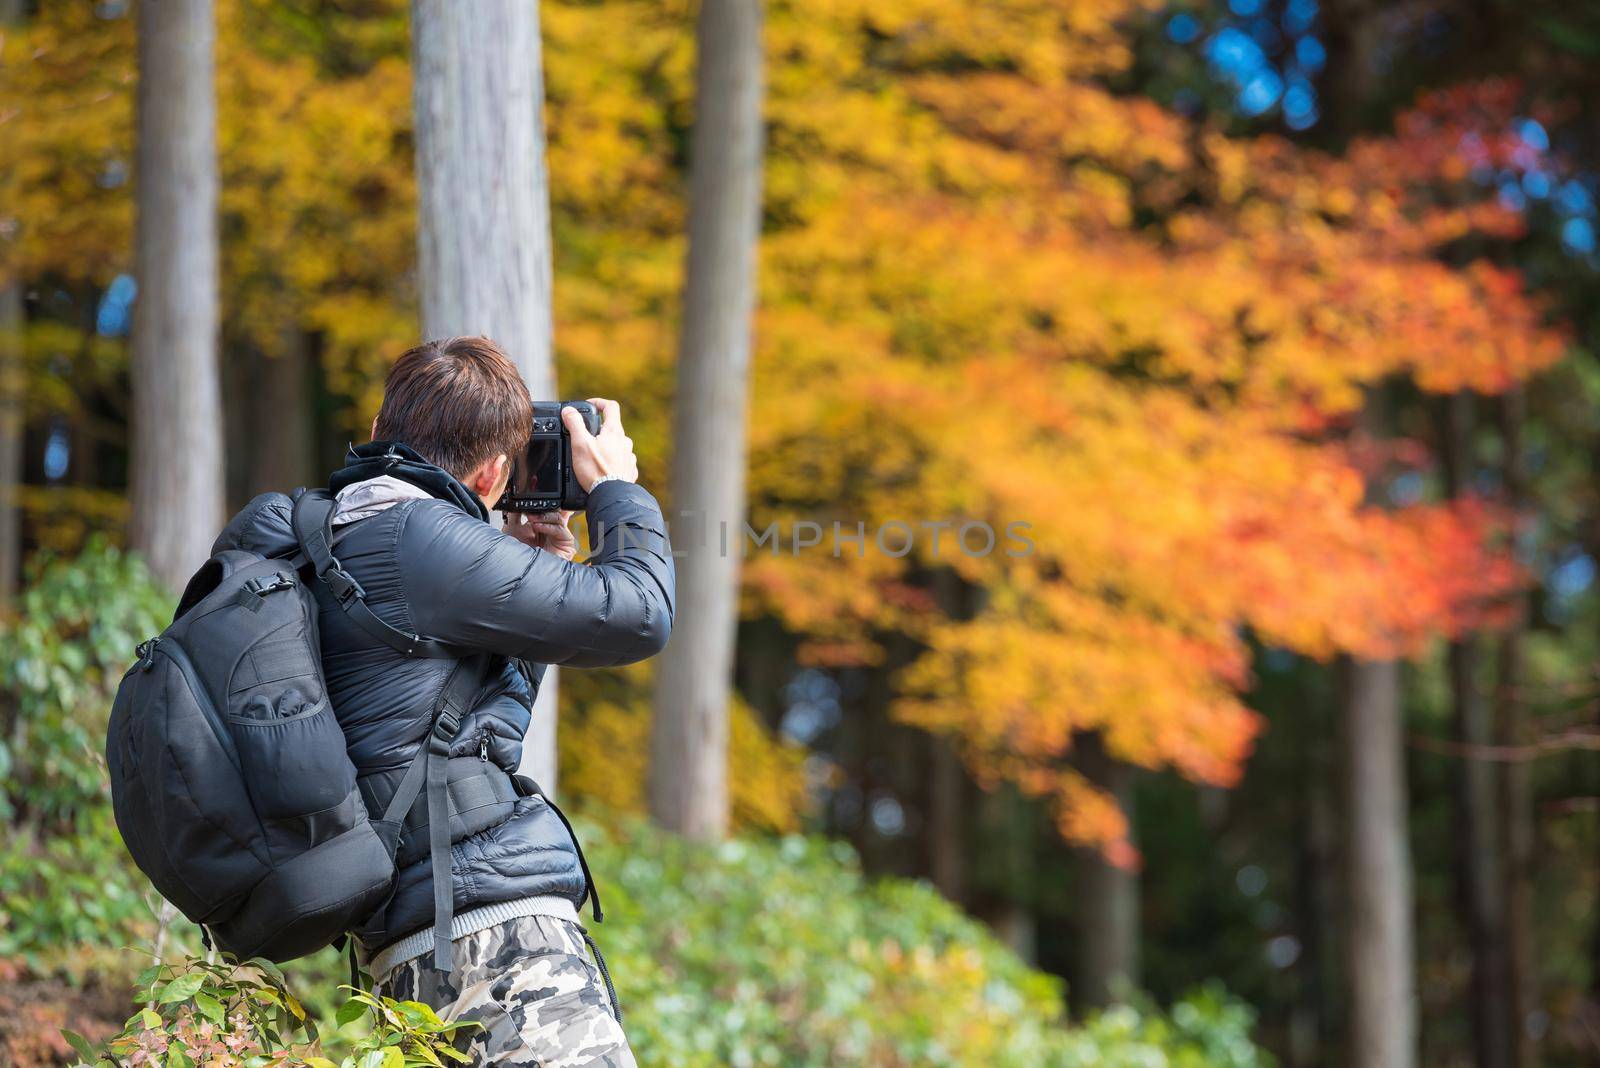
[0, 542, 172, 964]
[63, 955, 474, 1068]
[1056, 985, 1271, 1067]
[0, 810, 152, 964]
[0, 540, 171, 824]
[580, 821, 1269, 1067]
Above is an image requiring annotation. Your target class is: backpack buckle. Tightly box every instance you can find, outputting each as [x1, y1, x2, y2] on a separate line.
[433, 709, 462, 741]
[244, 576, 294, 597]
[322, 566, 363, 606]
[134, 638, 160, 671]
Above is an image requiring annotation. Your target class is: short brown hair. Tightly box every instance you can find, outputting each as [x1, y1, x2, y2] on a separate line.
[373, 337, 533, 479]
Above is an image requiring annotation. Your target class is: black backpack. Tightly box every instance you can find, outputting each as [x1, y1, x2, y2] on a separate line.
[107, 490, 486, 968]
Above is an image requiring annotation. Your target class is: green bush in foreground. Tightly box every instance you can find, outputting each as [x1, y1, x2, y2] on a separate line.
[578, 820, 1269, 1068]
[63, 956, 472, 1068]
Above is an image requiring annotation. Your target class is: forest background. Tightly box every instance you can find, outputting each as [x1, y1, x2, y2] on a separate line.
[3, 0, 1599, 1066]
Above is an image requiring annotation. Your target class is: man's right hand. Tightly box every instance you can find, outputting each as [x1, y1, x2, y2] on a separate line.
[564, 398, 639, 492]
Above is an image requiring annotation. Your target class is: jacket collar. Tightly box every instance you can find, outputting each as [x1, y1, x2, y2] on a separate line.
[328, 440, 490, 522]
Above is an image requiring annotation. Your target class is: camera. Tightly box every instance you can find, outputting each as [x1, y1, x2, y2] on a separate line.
[496, 401, 602, 513]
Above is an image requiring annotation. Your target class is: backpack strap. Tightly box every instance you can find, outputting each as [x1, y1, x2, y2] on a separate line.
[372, 652, 490, 973]
[290, 489, 466, 660]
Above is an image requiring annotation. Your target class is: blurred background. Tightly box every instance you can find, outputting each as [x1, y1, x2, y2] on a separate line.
[2, 0, 1599, 1065]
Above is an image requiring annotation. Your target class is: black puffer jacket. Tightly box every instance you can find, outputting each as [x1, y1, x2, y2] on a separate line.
[211, 441, 674, 952]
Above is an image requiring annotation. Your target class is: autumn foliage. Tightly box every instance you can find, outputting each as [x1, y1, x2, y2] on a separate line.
[0, 1, 1566, 857]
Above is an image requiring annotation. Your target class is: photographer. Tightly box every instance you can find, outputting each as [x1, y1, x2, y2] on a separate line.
[213, 336, 671, 1066]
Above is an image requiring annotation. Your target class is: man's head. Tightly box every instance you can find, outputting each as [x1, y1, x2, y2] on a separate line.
[372, 336, 532, 507]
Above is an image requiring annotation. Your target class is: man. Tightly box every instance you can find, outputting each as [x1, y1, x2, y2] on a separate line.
[213, 336, 672, 1066]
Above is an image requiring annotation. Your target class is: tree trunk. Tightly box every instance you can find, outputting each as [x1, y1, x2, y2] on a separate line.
[0, 284, 22, 609]
[223, 332, 315, 507]
[1440, 392, 1513, 1068]
[1317, 0, 1383, 143]
[410, 0, 560, 788]
[249, 330, 315, 498]
[927, 734, 966, 903]
[648, 0, 764, 840]
[1290, 690, 1337, 1067]
[1340, 656, 1418, 1068]
[1496, 386, 1538, 1068]
[1071, 731, 1138, 1010]
[129, 0, 224, 592]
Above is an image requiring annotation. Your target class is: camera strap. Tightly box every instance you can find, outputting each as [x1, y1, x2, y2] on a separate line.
[290, 488, 469, 660]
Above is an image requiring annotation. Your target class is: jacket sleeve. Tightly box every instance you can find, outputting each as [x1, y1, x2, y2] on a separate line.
[401, 480, 676, 667]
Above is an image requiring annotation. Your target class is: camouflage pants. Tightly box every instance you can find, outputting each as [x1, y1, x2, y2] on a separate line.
[375, 915, 635, 1067]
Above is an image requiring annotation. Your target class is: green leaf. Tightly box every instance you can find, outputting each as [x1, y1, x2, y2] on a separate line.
[305, 1059, 340, 1068]
[336, 998, 369, 1027]
[192, 991, 226, 1025]
[379, 1047, 405, 1068]
[156, 972, 206, 1005]
[60, 1028, 97, 1063]
[164, 1046, 193, 1068]
[434, 1045, 472, 1064]
[396, 1000, 442, 1028]
[140, 1008, 164, 1030]
[135, 966, 162, 989]
[285, 992, 307, 1020]
[247, 957, 286, 984]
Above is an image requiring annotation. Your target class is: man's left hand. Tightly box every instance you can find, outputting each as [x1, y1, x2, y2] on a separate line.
[504, 510, 579, 561]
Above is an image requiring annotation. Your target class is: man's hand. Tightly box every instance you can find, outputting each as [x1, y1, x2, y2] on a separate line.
[564, 398, 639, 492]
[504, 510, 579, 561]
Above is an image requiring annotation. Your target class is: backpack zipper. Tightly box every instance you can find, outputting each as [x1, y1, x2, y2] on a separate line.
[478, 728, 490, 762]
[156, 639, 241, 771]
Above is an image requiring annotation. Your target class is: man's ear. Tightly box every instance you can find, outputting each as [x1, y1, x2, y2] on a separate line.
[465, 454, 509, 499]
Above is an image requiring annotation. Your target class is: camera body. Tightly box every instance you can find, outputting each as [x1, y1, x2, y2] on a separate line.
[496, 401, 601, 513]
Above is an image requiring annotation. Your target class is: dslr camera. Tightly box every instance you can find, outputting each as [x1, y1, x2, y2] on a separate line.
[496, 401, 602, 513]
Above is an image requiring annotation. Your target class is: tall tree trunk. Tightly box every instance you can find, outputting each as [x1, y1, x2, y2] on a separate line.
[1440, 392, 1513, 1068]
[129, 0, 224, 592]
[1289, 662, 1337, 1068]
[246, 329, 315, 495]
[410, 0, 560, 787]
[0, 284, 22, 610]
[1340, 656, 1418, 1068]
[927, 734, 966, 903]
[223, 333, 315, 507]
[1071, 731, 1138, 1010]
[648, 0, 764, 840]
[1317, 0, 1384, 144]
[1496, 386, 1538, 1068]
